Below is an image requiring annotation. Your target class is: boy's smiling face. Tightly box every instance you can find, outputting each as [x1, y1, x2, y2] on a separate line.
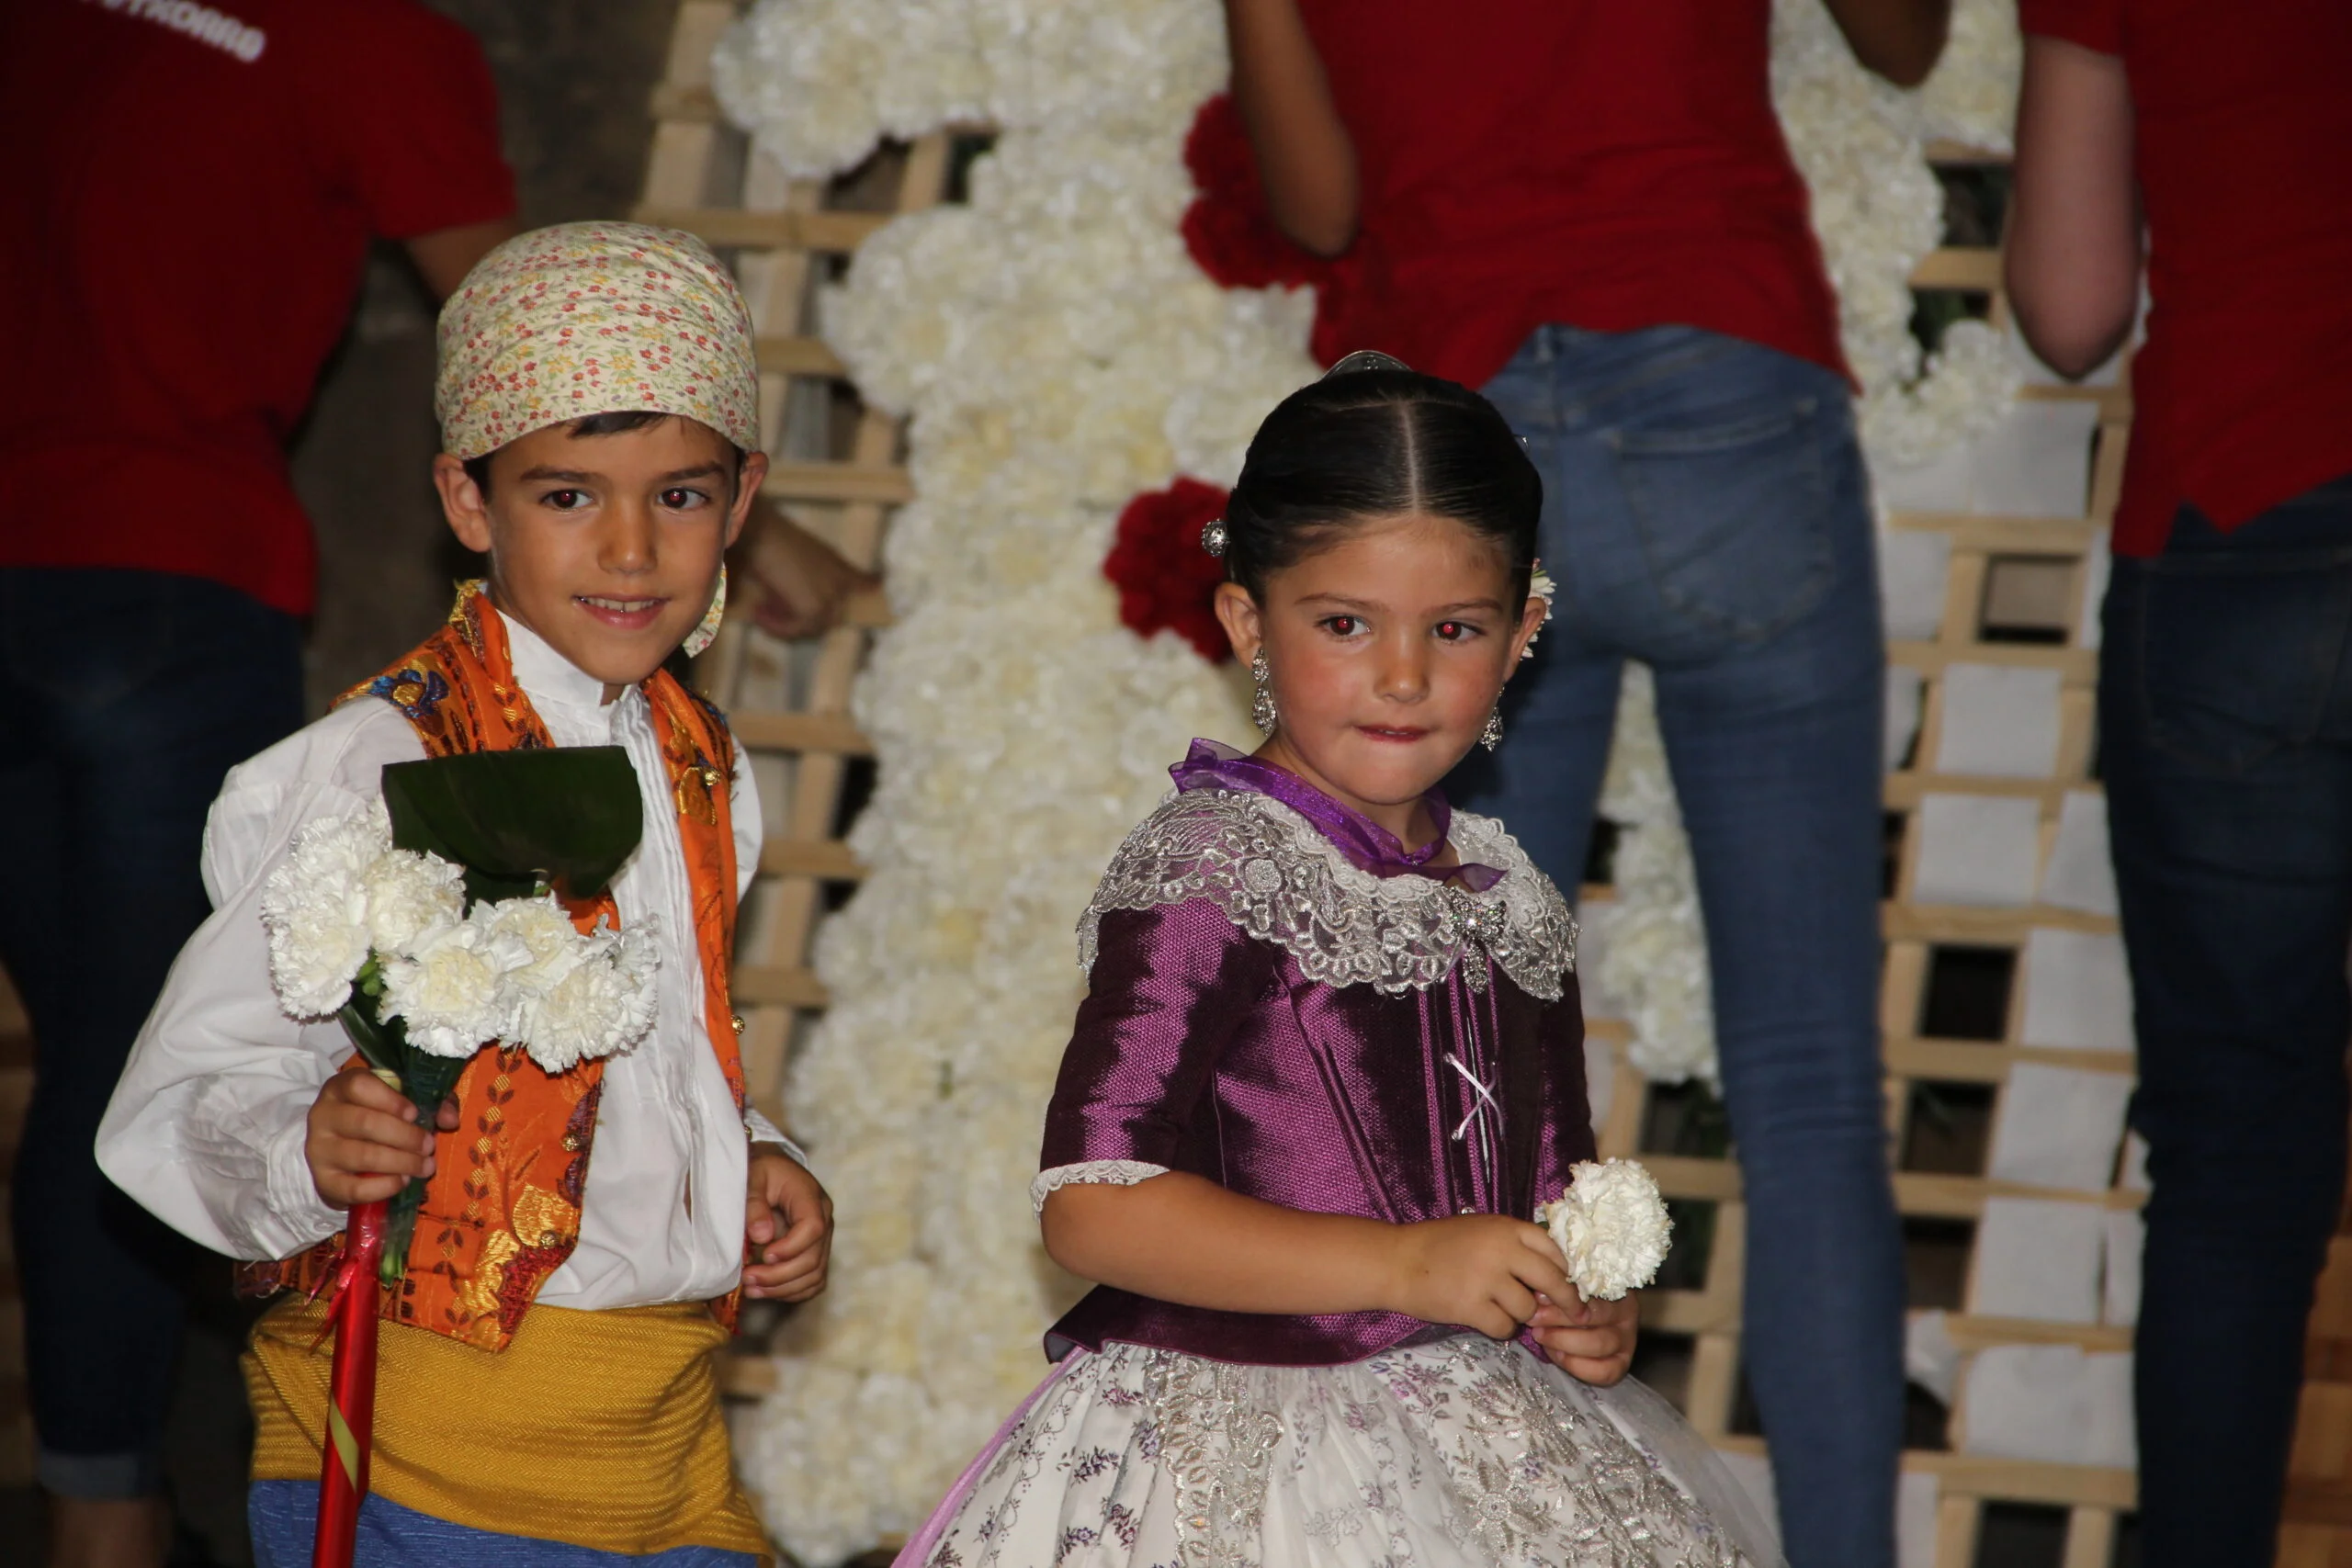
[433, 415, 768, 699]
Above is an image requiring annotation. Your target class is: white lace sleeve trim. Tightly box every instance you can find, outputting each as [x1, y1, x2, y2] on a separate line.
[1030, 1159, 1172, 1215]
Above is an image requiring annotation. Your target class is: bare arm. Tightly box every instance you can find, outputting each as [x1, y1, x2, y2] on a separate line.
[2006, 34, 2141, 379]
[1042, 1170, 1573, 1338]
[731, 498, 883, 638]
[1220, 0, 1358, 256]
[1822, 0, 1952, 87]
[404, 216, 522, 300]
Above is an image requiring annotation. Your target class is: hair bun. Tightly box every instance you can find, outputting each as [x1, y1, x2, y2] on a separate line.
[1321, 349, 1414, 379]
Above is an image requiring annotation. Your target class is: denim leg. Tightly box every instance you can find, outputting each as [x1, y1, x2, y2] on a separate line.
[1648, 492, 1899, 1568]
[1462, 325, 1901, 1567]
[0, 568, 304, 1496]
[2098, 487, 2352, 1566]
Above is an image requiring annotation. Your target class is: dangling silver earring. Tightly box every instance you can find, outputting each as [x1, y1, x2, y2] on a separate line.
[1251, 648, 1278, 734]
[1480, 706, 1504, 751]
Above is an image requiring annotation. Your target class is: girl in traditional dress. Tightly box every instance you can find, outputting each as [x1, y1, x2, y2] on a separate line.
[898, 355, 1780, 1568]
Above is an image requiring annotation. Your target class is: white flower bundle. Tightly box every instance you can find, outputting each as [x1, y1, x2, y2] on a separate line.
[1539, 1158, 1674, 1303]
[258, 800, 658, 1071]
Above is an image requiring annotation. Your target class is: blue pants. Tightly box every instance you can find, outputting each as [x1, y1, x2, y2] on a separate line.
[2100, 478, 2352, 1565]
[1455, 324, 1903, 1567]
[0, 567, 304, 1497]
[248, 1483, 761, 1566]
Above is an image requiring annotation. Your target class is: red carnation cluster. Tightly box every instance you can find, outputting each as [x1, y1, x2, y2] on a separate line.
[1104, 478, 1234, 665]
[1103, 96, 1359, 667]
[1180, 94, 1333, 294]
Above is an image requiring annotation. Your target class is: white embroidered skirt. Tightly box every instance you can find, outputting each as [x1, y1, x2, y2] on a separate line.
[897, 1333, 1781, 1568]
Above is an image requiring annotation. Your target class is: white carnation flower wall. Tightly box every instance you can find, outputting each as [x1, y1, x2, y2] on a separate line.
[714, 0, 2021, 1554]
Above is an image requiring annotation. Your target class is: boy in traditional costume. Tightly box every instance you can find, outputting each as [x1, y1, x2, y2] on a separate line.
[97, 222, 826, 1566]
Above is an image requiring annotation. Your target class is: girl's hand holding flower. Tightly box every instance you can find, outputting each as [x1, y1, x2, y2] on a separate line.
[1385, 1213, 1575, 1340]
[1529, 1290, 1638, 1386]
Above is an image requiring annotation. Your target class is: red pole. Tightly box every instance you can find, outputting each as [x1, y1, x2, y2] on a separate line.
[311, 1201, 387, 1568]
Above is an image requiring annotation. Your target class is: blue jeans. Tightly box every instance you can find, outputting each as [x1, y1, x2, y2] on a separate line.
[2099, 477, 2352, 1565]
[1454, 324, 1902, 1567]
[0, 567, 303, 1497]
[247, 1483, 760, 1566]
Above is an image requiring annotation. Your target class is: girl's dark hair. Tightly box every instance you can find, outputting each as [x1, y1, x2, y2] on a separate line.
[1223, 364, 1541, 601]
[460, 409, 746, 496]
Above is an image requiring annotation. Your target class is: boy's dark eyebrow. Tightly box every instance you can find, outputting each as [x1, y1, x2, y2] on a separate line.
[510, 463, 729, 485]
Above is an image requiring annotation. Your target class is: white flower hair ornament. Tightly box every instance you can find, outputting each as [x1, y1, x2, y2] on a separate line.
[1521, 561, 1557, 660]
[1537, 1157, 1673, 1302]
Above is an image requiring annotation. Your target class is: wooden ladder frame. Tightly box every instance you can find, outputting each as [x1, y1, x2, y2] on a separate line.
[633, 1, 951, 1130]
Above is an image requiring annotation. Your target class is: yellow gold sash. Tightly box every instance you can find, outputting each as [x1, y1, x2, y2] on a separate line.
[245, 1295, 771, 1562]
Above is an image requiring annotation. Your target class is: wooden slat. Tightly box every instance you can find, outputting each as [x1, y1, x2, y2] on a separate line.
[650, 83, 722, 124]
[731, 965, 831, 1009]
[1885, 511, 2103, 555]
[755, 334, 848, 377]
[759, 838, 866, 881]
[1882, 902, 2119, 943]
[1885, 1037, 2135, 1085]
[632, 205, 892, 254]
[1890, 638, 2099, 682]
[763, 461, 916, 506]
[729, 710, 876, 757]
[1910, 248, 2003, 291]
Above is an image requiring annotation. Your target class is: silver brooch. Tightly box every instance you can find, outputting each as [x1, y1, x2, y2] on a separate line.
[1201, 518, 1228, 558]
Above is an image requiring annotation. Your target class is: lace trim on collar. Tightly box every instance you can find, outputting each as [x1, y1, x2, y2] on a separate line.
[1078, 788, 1577, 999]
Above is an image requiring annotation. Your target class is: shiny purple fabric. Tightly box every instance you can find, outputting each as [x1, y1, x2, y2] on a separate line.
[1041, 896, 1591, 1367]
[1169, 738, 1503, 891]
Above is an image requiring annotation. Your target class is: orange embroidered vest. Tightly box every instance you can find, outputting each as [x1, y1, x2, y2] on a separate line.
[240, 584, 748, 1350]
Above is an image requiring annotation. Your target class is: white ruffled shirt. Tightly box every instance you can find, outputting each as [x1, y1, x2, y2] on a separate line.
[96, 609, 797, 1310]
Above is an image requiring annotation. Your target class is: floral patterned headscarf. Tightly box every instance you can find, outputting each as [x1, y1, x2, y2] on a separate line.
[434, 221, 761, 460]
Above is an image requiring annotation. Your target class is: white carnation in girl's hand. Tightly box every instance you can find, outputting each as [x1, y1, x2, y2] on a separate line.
[1540, 1158, 1673, 1303]
[259, 800, 397, 1017]
[509, 918, 661, 1074]
[378, 907, 530, 1059]
[359, 849, 466, 955]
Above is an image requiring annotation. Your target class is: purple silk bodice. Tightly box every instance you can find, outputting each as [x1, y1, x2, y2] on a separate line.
[1040, 767, 1585, 1367]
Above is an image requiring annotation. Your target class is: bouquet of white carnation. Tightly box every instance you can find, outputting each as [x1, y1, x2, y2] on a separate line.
[256, 746, 658, 1281]
[259, 745, 656, 1568]
[1537, 1157, 1674, 1303]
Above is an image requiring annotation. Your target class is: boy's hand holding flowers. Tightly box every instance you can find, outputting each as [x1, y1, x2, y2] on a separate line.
[743, 1142, 832, 1302]
[306, 1068, 459, 1209]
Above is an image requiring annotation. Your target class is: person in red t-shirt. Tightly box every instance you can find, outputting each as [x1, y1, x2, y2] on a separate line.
[0, 5, 520, 1563]
[1219, 4, 1945, 1562]
[2007, 4, 2352, 1560]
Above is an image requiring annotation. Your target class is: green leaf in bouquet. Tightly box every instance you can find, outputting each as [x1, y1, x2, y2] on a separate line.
[335, 977, 407, 1081]
[380, 747, 643, 905]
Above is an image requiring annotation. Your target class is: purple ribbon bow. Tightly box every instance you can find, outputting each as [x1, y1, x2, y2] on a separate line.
[1170, 739, 1503, 892]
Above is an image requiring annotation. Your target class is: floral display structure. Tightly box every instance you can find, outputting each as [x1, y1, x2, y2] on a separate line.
[712, 1, 2020, 1558]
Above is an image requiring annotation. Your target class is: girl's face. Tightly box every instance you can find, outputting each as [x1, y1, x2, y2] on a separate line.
[1214, 512, 1546, 843]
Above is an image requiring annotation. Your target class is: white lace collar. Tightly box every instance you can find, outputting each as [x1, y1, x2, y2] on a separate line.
[1078, 786, 1577, 1000]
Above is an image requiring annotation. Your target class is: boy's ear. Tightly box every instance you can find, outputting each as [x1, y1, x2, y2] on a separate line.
[432, 453, 495, 554]
[724, 451, 770, 549]
[1212, 581, 1263, 664]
